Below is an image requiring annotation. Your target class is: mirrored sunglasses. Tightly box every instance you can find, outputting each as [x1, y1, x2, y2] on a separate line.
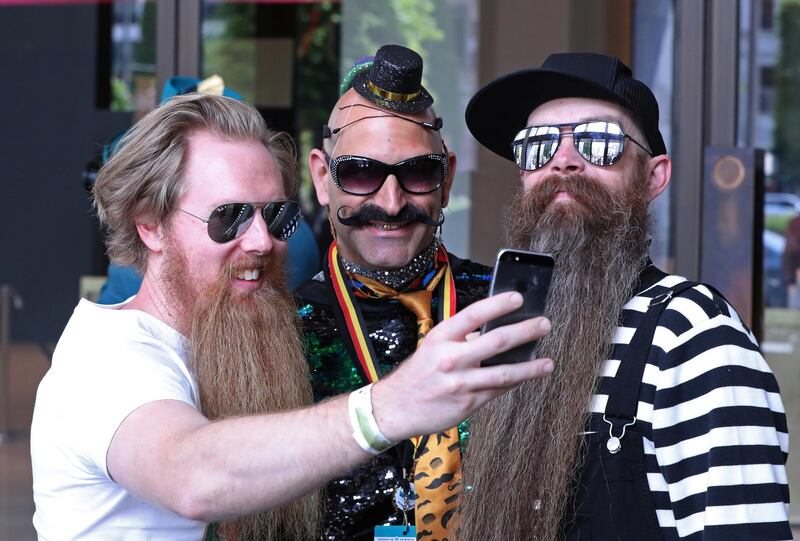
[511, 120, 653, 172]
[178, 200, 302, 243]
[324, 151, 448, 195]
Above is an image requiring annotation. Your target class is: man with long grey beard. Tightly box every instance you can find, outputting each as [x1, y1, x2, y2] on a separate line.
[30, 93, 556, 541]
[456, 53, 791, 540]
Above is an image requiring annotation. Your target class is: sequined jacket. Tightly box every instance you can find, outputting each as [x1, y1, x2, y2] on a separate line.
[294, 254, 491, 541]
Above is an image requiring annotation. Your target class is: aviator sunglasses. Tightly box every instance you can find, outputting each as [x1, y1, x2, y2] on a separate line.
[512, 120, 654, 171]
[323, 150, 448, 196]
[178, 200, 302, 243]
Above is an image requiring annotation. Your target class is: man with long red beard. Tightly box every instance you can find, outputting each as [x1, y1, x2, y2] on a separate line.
[30, 93, 556, 540]
[456, 53, 791, 540]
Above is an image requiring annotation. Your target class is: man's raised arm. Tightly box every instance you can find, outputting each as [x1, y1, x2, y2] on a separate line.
[107, 291, 553, 521]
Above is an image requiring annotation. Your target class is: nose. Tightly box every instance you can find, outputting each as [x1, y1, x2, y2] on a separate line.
[237, 211, 275, 255]
[370, 174, 406, 216]
[546, 131, 586, 175]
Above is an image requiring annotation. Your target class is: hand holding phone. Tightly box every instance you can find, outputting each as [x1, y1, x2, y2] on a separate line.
[480, 249, 554, 366]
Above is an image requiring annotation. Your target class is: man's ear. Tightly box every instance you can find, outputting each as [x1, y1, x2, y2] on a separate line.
[646, 154, 672, 201]
[136, 220, 165, 254]
[308, 148, 331, 206]
[440, 151, 457, 208]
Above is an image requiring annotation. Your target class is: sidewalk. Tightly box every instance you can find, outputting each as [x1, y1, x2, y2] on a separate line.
[0, 342, 50, 540]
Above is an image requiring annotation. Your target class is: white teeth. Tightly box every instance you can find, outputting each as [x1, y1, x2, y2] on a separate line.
[379, 223, 400, 230]
[236, 269, 261, 281]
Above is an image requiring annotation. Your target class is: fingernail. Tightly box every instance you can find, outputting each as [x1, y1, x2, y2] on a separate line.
[539, 318, 552, 332]
[509, 292, 523, 305]
[543, 360, 554, 373]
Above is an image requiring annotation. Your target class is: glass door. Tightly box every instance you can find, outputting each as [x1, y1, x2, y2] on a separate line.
[739, 0, 800, 528]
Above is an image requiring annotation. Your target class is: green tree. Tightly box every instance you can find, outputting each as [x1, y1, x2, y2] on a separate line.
[296, 3, 341, 209]
[201, 2, 341, 214]
[110, 76, 133, 112]
[202, 3, 258, 103]
[775, 0, 800, 192]
[344, 0, 444, 78]
[132, 1, 156, 69]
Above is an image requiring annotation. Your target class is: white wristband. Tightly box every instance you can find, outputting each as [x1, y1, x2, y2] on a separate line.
[347, 384, 396, 455]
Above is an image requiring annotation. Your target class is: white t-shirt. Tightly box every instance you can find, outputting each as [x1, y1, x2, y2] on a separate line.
[31, 299, 206, 540]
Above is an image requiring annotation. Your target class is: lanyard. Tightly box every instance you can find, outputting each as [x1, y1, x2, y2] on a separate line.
[326, 240, 456, 384]
[326, 241, 458, 527]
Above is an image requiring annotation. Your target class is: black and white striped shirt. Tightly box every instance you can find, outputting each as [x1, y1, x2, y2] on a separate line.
[588, 273, 791, 540]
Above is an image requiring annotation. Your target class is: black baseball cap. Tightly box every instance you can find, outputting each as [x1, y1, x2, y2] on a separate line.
[465, 52, 667, 162]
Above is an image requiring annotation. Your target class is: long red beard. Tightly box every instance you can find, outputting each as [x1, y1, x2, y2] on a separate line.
[457, 170, 652, 540]
[161, 245, 322, 540]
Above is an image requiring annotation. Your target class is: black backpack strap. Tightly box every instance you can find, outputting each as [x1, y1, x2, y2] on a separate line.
[605, 279, 701, 427]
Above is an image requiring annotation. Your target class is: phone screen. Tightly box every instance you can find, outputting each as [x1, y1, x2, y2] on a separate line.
[480, 249, 554, 366]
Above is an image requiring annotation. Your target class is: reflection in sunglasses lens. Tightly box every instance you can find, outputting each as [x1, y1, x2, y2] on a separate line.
[573, 121, 625, 166]
[205, 201, 300, 243]
[401, 157, 444, 193]
[512, 122, 627, 170]
[208, 203, 255, 243]
[262, 202, 282, 227]
[337, 158, 384, 195]
[262, 201, 301, 240]
[335, 156, 445, 195]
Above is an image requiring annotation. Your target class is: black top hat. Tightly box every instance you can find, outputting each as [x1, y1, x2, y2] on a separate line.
[465, 52, 667, 162]
[351, 44, 434, 114]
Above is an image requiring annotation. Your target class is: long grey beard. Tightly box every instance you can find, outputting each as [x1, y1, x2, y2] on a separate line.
[457, 172, 651, 541]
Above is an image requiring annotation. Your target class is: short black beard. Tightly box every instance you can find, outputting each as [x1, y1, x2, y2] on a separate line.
[457, 169, 652, 541]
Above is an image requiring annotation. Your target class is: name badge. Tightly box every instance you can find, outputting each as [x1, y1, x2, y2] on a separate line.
[374, 525, 416, 540]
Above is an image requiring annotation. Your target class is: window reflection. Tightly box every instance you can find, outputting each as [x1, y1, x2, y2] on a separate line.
[739, 0, 800, 525]
[108, 0, 157, 114]
[200, 0, 341, 228]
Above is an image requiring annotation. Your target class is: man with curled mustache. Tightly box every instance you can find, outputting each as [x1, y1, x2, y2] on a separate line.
[297, 44, 496, 540]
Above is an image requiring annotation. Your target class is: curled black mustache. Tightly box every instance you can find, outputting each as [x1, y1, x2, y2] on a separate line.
[336, 203, 444, 227]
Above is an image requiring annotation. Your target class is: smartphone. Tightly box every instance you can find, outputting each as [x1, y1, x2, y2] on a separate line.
[480, 249, 555, 367]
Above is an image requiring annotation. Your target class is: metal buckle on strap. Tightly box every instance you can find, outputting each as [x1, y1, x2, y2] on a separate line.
[649, 290, 673, 307]
[603, 414, 637, 454]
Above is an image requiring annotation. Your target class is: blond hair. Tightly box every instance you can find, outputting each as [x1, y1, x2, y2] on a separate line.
[93, 93, 297, 273]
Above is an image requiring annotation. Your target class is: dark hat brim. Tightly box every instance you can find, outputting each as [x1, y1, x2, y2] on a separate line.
[465, 68, 663, 161]
[352, 71, 434, 114]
